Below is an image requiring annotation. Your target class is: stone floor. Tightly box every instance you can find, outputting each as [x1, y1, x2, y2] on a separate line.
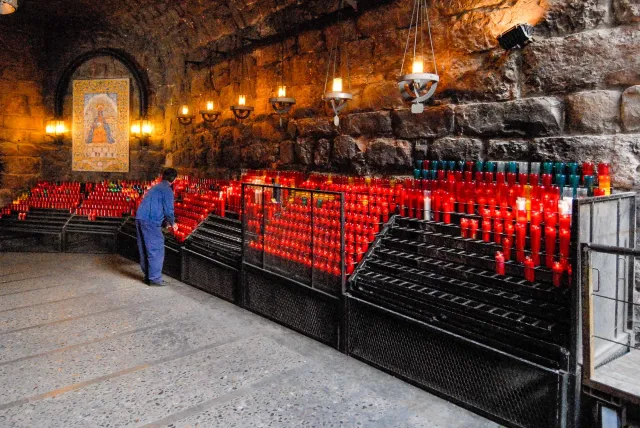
[0, 252, 498, 428]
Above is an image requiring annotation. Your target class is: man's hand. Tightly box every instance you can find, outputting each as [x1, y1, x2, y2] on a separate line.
[171, 224, 179, 233]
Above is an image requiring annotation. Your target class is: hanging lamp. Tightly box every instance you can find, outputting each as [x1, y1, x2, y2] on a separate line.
[200, 99, 221, 123]
[269, 40, 296, 127]
[230, 49, 254, 121]
[398, 0, 439, 114]
[177, 103, 195, 125]
[0, 0, 18, 15]
[323, 2, 352, 127]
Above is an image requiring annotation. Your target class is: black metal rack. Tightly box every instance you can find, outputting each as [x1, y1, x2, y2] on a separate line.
[346, 215, 573, 428]
[182, 213, 242, 303]
[64, 216, 127, 253]
[0, 209, 71, 252]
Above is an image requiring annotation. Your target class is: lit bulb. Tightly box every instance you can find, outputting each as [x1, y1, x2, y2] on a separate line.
[55, 121, 66, 134]
[141, 122, 152, 135]
[181, 105, 189, 115]
[412, 56, 424, 74]
[206, 101, 214, 111]
[332, 78, 343, 93]
[238, 95, 246, 106]
[277, 86, 286, 97]
[131, 123, 141, 135]
[46, 121, 55, 135]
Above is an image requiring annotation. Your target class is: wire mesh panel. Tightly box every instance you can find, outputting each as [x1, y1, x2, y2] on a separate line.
[347, 296, 567, 428]
[182, 249, 238, 303]
[244, 264, 340, 347]
[63, 216, 126, 253]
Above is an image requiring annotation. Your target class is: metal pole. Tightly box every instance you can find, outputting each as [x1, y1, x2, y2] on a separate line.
[310, 190, 315, 289]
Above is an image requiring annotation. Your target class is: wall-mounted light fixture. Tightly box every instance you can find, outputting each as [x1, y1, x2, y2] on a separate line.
[323, 20, 352, 127]
[45, 119, 67, 143]
[0, 0, 18, 15]
[200, 100, 221, 123]
[231, 50, 254, 121]
[177, 104, 195, 125]
[131, 118, 153, 145]
[498, 24, 534, 50]
[398, 0, 439, 114]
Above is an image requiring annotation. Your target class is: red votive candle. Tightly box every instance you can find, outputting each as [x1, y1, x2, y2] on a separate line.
[524, 256, 535, 282]
[483, 219, 492, 242]
[552, 261, 563, 287]
[494, 217, 503, 244]
[443, 201, 451, 224]
[545, 226, 557, 267]
[515, 222, 527, 263]
[495, 251, 505, 276]
[470, 219, 479, 240]
[503, 237, 513, 261]
[460, 217, 470, 238]
[530, 225, 541, 266]
[531, 211, 542, 227]
[559, 228, 571, 262]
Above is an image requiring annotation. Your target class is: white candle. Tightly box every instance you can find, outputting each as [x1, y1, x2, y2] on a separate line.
[46, 122, 55, 135]
[181, 105, 189, 115]
[332, 78, 343, 92]
[277, 86, 286, 97]
[412, 56, 424, 74]
[55, 121, 66, 134]
[206, 101, 214, 111]
[423, 191, 432, 221]
[141, 122, 152, 135]
[131, 123, 141, 135]
[238, 95, 246, 106]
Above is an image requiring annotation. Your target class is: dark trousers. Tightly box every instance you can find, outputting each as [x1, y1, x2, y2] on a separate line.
[135, 220, 165, 283]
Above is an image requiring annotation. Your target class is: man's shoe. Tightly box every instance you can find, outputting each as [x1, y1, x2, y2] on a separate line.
[148, 280, 167, 287]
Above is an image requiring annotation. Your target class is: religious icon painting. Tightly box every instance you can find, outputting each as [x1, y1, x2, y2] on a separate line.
[72, 79, 130, 172]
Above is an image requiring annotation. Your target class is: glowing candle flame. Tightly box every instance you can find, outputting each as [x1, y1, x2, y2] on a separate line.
[238, 95, 246, 106]
[206, 101, 214, 111]
[332, 78, 343, 93]
[131, 123, 141, 135]
[412, 56, 424, 74]
[181, 105, 189, 115]
[55, 121, 66, 134]
[277, 86, 286, 97]
[141, 122, 152, 135]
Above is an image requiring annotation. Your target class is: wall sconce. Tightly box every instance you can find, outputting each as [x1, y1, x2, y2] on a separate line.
[131, 118, 153, 145]
[200, 100, 221, 123]
[0, 0, 18, 15]
[498, 24, 534, 50]
[230, 95, 254, 120]
[45, 119, 67, 143]
[177, 104, 195, 125]
[398, 0, 439, 114]
[269, 86, 296, 126]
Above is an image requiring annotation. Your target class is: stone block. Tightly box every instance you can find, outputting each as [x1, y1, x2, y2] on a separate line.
[391, 105, 454, 139]
[332, 135, 367, 165]
[523, 26, 640, 95]
[0, 173, 39, 191]
[279, 140, 295, 165]
[0, 156, 41, 175]
[252, 119, 285, 142]
[487, 140, 532, 160]
[566, 90, 622, 134]
[538, 0, 608, 36]
[341, 111, 392, 137]
[614, 0, 640, 23]
[455, 97, 563, 137]
[2, 95, 30, 116]
[295, 138, 313, 166]
[313, 138, 331, 169]
[359, 80, 405, 111]
[622, 86, 640, 132]
[294, 117, 339, 138]
[0, 142, 40, 156]
[365, 138, 412, 170]
[2, 115, 44, 131]
[430, 137, 483, 160]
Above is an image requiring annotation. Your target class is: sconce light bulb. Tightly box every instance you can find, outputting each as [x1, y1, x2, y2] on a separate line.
[131, 123, 141, 135]
[238, 95, 246, 106]
[277, 86, 286, 97]
[181, 105, 189, 115]
[332, 78, 343, 93]
[142, 122, 152, 135]
[206, 101, 214, 111]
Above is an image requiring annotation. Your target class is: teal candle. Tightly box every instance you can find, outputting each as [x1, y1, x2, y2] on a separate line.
[422, 169, 430, 179]
[567, 162, 578, 175]
[584, 176, 594, 196]
[432, 160, 440, 171]
[507, 161, 517, 174]
[475, 161, 484, 172]
[414, 169, 421, 179]
[486, 162, 496, 173]
[556, 174, 566, 189]
[415, 160, 423, 170]
[447, 161, 456, 171]
[543, 162, 553, 174]
[570, 175, 579, 198]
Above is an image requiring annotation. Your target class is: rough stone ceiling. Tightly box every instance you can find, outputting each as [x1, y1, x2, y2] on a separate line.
[2, 0, 358, 53]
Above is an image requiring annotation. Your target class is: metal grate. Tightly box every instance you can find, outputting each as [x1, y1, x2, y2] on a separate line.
[347, 296, 566, 428]
[64, 230, 117, 254]
[182, 249, 238, 303]
[243, 264, 340, 348]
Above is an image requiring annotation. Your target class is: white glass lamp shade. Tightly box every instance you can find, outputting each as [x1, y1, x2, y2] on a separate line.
[0, 0, 18, 15]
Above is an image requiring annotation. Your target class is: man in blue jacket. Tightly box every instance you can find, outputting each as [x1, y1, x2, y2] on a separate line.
[136, 168, 178, 286]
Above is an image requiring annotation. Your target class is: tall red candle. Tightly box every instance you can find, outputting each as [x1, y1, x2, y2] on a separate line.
[515, 223, 527, 263]
[443, 201, 451, 224]
[545, 226, 557, 267]
[482, 219, 492, 242]
[530, 225, 541, 266]
[552, 261, 563, 287]
[495, 251, 505, 276]
[559, 228, 571, 262]
[524, 256, 535, 282]
[503, 237, 513, 261]
[470, 219, 479, 240]
[494, 218, 503, 244]
[460, 217, 469, 238]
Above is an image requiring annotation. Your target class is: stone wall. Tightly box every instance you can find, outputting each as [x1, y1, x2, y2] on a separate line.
[0, 30, 47, 205]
